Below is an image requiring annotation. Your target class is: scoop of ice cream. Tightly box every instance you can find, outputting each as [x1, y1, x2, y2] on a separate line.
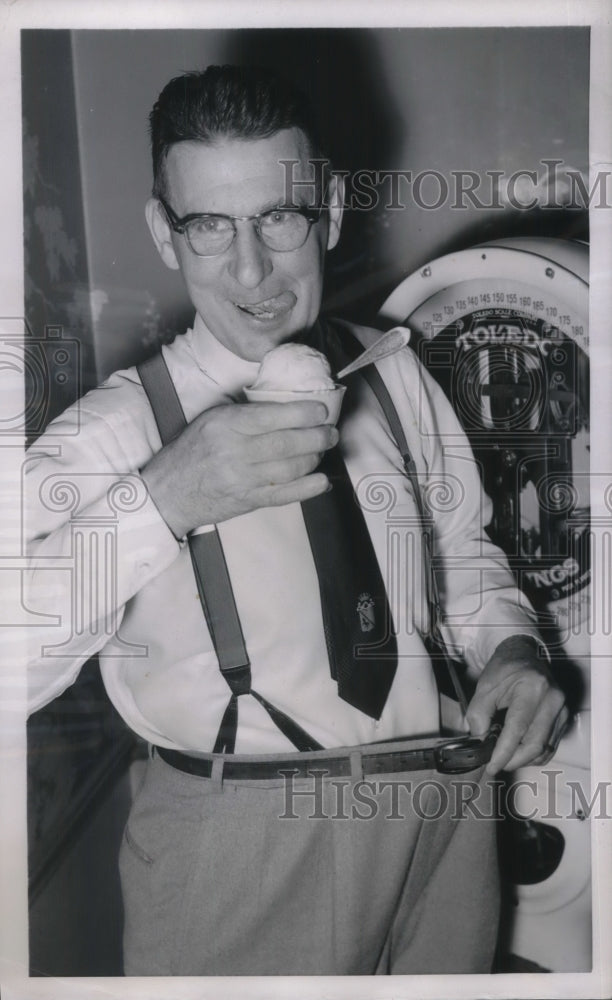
[250, 343, 335, 392]
[245, 343, 345, 424]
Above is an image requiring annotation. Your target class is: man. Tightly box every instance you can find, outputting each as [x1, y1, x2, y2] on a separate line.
[26, 66, 568, 976]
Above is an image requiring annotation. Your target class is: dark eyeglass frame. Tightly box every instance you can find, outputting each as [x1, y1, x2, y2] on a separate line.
[158, 196, 325, 257]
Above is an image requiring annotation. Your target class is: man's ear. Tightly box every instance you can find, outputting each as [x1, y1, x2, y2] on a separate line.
[145, 198, 181, 271]
[325, 172, 345, 251]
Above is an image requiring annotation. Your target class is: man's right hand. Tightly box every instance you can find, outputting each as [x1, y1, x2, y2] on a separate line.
[141, 400, 338, 538]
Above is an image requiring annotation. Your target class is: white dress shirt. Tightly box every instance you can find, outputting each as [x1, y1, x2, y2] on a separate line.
[24, 314, 541, 753]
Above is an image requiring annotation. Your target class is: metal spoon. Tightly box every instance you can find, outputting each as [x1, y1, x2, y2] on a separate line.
[336, 326, 411, 379]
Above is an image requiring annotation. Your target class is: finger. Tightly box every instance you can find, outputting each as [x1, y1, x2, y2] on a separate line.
[234, 400, 331, 432]
[251, 453, 327, 487]
[490, 693, 567, 774]
[530, 728, 569, 767]
[530, 742, 562, 767]
[505, 701, 570, 771]
[550, 703, 572, 744]
[465, 686, 500, 739]
[531, 704, 571, 764]
[503, 735, 555, 773]
[257, 472, 331, 507]
[248, 425, 338, 464]
[484, 686, 541, 774]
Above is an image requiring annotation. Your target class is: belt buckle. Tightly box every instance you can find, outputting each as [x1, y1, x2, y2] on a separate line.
[433, 724, 501, 775]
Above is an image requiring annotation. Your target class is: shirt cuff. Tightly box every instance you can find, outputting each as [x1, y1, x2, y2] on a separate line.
[108, 477, 184, 598]
[489, 632, 551, 664]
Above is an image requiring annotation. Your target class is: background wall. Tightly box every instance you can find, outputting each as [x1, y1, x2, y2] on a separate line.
[66, 27, 589, 377]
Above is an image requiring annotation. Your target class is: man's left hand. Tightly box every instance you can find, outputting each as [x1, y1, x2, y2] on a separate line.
[466, 635, 569, 776]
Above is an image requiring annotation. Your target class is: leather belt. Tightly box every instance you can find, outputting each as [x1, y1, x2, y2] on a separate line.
[155, 726, 501, 780]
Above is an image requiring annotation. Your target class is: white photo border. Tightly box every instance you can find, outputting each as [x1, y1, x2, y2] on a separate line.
[1, 2, 610, 999]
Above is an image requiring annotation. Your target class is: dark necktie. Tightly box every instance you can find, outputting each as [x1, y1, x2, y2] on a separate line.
[300, 321, 398, 719]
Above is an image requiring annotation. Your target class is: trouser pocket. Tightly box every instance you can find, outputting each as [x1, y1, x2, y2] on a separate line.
[119, 752, 221, 975]
[122, 824, 154, 866]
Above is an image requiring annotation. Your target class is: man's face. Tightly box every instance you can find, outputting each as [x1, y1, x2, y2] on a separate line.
[146, 128, 342, 361]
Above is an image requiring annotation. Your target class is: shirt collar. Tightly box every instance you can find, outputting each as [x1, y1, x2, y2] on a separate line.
[187, 312, 260, 398]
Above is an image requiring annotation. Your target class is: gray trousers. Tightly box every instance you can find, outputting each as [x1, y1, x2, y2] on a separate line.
[119, 747, 500, 976]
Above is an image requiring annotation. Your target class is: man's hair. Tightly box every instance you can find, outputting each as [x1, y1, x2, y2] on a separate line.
[149, 65, 326, 200]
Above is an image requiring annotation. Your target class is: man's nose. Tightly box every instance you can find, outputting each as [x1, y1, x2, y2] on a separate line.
[227, 221, 273, 288]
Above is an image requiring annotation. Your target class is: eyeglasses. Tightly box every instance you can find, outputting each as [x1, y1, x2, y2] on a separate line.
[158, 196, 325, 257]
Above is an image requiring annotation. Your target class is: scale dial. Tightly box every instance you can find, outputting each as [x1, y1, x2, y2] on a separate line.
[381, 237, 588, 350]
[380, 238, 590, 680]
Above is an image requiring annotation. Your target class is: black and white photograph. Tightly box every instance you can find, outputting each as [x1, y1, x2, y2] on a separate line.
[1, 2, 611, 999]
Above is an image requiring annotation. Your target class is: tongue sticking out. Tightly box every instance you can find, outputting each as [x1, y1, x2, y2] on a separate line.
[237, 291, 297, 320]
